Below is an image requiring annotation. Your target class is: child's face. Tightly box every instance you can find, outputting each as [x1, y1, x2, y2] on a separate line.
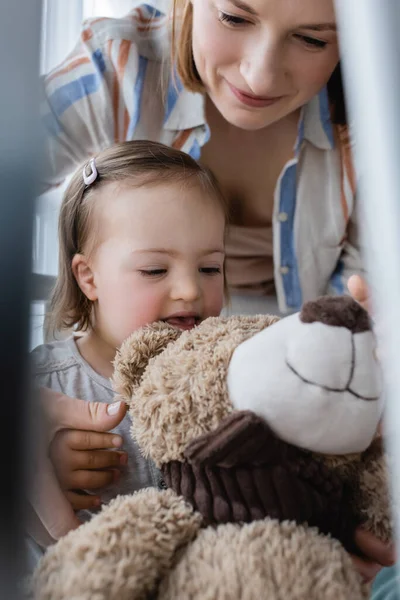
[84, 181, 225, 349]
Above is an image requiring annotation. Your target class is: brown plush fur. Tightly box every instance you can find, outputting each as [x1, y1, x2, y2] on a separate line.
[159, 520, 369, 600]
[112, 322, 182, 401]
[113, 315, 278, 466]
[352, 438, 393, 543]
[32, 489, 201, 600]
[32, 491, 369, 600]
[312, 439, 392, 542]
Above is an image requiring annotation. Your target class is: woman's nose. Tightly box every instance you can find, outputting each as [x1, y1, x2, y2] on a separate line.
[240, 37, 285, 96]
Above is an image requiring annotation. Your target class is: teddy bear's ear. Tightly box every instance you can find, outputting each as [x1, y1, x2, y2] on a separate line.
[112, 322, 182, 402]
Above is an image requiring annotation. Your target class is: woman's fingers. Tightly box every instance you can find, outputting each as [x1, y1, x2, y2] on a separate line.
[40, 390, 127, 439]
[350, 527, 395, 583]
[52, 450, 127, 489]
[72, 449, 128, 470]
[65, 490, 101, 511]
[354, 527, 395, 567]
[28, 390, 127, 543]
[350, 554, 383, 583]
[65, 468, 120, 491]
[348, 274, 371, 313]
[52, 428, 123, 452]
[49, 428, 128, 490]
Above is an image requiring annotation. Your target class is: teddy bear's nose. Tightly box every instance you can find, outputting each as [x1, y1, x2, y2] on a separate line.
[286, 296, 381, 402]
[300, 296, 371, 334]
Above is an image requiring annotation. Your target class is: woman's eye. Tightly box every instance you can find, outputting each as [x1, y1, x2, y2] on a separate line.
[218, 11, 248, 27]
[139, 269, 167, 277]
[200, 267, 222, 275]
[295, 34, 327, 50]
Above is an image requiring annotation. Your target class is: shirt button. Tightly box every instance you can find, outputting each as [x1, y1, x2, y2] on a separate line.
[280, 266, 290, 275]
[278, 212, 288, 222]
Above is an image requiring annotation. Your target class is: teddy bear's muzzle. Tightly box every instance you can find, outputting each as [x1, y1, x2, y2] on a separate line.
[289, 294, 381, 400]
[286, 327, 381, 401]
[227, 295, 383, 456]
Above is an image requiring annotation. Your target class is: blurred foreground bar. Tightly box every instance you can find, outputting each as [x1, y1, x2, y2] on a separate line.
[335, 0, 400, 585]
[0, 0, 42, 596]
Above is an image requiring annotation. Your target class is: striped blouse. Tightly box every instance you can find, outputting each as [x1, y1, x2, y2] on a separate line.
[41, 2, 363, 313]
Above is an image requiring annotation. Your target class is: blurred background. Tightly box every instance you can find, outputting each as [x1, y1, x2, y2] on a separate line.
[32, 0, 144, 349]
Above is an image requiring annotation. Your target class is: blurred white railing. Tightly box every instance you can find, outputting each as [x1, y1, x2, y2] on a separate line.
[32, 0, 141, 348]
[335, 0, 400, 583]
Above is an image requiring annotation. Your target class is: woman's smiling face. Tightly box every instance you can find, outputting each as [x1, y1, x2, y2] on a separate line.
[191, 0, 340, 130]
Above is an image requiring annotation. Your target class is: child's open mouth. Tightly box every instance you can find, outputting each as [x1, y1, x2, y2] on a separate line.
[163, 315, 201, 330]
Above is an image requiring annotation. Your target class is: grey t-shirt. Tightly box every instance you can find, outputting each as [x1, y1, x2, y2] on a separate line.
[31, 337, 160, 523]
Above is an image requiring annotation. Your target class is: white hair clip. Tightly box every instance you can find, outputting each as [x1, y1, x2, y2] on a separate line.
[83, 158, 98, 186]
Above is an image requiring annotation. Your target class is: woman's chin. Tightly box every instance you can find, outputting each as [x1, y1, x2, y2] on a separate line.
[211, 96, 287, 131]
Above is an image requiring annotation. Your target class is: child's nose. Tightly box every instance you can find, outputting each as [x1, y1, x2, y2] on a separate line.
[170, 274, 201, 302]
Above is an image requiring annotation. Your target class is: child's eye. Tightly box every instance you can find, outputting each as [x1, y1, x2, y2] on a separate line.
[200, 267, 222, 275]
[139, 269, 167, 277]
[218, 11, 248, 27]
[294, 34, 328, 50]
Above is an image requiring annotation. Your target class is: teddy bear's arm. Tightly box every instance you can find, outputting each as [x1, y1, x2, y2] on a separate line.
[355, 438, 393, 543]
[32, 488, 202, 600]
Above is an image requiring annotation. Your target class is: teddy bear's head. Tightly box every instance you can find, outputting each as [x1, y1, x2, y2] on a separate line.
[113, 296, 382, 463]
[112, 296, 384, 547]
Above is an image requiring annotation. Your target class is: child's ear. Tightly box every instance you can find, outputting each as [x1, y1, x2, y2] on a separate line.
[71, 254, 97, 301]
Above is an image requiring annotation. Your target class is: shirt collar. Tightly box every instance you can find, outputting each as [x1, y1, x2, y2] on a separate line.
[299, 86, 335, 151]
[163, 78, 335, 153]
[163, 76, 207, 131]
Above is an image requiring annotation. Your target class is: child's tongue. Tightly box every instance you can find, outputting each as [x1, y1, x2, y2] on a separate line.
[165, 316, 197, 330]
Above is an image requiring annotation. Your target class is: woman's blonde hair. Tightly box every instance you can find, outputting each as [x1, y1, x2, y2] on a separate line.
[172, 0, 204, 94]
[48, 140, 228, 336]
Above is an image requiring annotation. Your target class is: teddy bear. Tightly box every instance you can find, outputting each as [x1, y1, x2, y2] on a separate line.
[32, 295, 391, 600]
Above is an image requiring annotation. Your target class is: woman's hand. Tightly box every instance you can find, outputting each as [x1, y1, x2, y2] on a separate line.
[348, 274, 371, 314]
[27, 388, 127, 544]
[351, 527, 395, 583]
[348, 274, 384, 437]
[50, 428, 128, 511]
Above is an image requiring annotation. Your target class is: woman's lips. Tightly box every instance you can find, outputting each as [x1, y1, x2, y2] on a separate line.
[227, 81, 283, 108]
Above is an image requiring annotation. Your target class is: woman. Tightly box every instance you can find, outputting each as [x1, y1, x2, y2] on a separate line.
[43, 0, 360, 315]
[31, 0, 394, 582]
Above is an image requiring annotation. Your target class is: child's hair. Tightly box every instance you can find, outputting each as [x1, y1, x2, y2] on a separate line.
[48, 140, 228, 336]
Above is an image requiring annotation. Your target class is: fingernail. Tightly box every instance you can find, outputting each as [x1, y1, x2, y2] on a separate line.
[119, 453, 128, 466]
[107, 401, 121, 416]
[113, 470, 121, 483]
[93, 497, 101, 507]
[112, 436, 123, 448]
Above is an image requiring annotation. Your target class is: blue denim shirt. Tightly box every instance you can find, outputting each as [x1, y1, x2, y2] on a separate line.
[372, 567, 400, 600]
